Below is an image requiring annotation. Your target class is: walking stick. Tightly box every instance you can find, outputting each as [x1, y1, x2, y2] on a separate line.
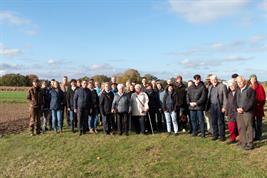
[147, 112, 155, 136]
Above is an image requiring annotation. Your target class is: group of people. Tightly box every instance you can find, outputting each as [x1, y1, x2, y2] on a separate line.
[27, 73, 266, 150]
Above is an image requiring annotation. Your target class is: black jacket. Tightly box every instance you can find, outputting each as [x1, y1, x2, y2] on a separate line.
[236, 86, 256, 113]
[90, 88, 99, 115]
[40, 88, 50, 110]
[66, 87, 77, 110]
[186, 82, 207, 111]
[146, 89, 160, 112]
[73, 87, 92, 110]
[99, 90, 114, 116]
[175, 83, 187, 108]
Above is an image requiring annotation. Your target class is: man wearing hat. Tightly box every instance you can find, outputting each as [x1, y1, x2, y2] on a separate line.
[27, 78, 43, 136]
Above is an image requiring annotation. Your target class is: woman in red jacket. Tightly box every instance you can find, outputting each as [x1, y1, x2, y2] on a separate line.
[249, 74, 266, 140]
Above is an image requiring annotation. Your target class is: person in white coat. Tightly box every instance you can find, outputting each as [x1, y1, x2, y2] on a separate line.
[130, 84, 149, 134]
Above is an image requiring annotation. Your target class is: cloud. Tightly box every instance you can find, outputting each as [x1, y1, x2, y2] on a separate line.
[168, 0, 250, 23]
[0, 11, 31, 25]
[259, 0, 267, 10]
[249, 35, 266, 44]
[0, 11, 38, 35]
[180, 55, 253, 69]
[0, 43, 22, 57]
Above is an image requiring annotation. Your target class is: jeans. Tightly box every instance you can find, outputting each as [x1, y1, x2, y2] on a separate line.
[210, 103, 225, 138]
[69, 110, 76, 131]
[51, 109, 62, 132]
[164, 111, 178, 133]
[88, 113, 99, 129]
[190, 110, 205, 136]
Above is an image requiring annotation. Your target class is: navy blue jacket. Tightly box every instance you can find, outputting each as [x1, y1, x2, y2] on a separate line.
[49, 88, 64, 110]
[73, 87, 92, 110]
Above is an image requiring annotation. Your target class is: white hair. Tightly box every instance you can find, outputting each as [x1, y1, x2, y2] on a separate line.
[135, 84, 141, 89]
[117, 84, 124, 90]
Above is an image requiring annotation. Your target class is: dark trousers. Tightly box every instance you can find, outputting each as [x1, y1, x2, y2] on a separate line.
[117, 112, 129, 134]
[146, 111, 157, 133]
[253, 116, 263, 140]
[190, 110, 205, 136]
[41, 109, 51, 131]
[237, 112, 253, 147]
[29, 107, 41, 134]
[133, 116, 145, 134]
[61, 104, 70, 129]
[102, 114, 113, 134]
[159, 110, 166, 132]
[210, 104, 225, 138]
[77, 108, 89, 133]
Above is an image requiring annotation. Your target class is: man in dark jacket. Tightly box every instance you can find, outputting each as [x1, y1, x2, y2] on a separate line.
[206, 75, 228, 141]
[67, 79, 77, 132]
[236, 76, 256, 150]
[186, 75, 207, 137]
[99, 82, 114, 135]
[175, 75, 187, 131]
[27, 78, 43, 136]
[74, 80, 92, 135]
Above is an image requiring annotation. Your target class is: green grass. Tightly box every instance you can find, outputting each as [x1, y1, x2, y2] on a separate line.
[0, 91, 27, 103]
[0, 130, 266, 178]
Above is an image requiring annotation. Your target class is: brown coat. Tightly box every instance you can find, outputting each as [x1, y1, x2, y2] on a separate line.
[27, 86, 43, 108]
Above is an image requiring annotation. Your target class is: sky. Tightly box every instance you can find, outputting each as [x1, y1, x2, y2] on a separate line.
[0, 0, 266, 81]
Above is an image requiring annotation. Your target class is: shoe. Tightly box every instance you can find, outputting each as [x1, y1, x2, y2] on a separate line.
[126, 133, 129, 136]
[227, 140, 236, 145]
[211, 137, 218, 141]
[182, 129, 186, 133]
[89, 129, 94, 134]
[220, 137, 226, 142]
[192, 133, 197, 137]
[244, 144, 254, 150]
[174, 133, 179, 136]
[94, 129, 98, 134]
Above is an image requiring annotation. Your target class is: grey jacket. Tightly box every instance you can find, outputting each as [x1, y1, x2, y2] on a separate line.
[112, 92, 130, 113]
[206, 83, 228, 111]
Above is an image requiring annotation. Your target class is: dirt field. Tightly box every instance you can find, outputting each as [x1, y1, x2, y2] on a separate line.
[0, 103, 29, 135]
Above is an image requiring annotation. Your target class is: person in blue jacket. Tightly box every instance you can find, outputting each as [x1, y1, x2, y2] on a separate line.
[49, 81, 64, 133]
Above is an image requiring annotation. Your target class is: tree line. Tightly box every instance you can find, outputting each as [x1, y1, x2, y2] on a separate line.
[0, 69, 168, 86]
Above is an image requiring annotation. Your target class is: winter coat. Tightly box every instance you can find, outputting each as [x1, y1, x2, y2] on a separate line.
[66, 87, 77, 110]
[130, 92, 149, 116]
[250, 83, 266, 117]
[89, 88, 99, 115]
[112, 92, 130, 113]
[146, 89, 160, 112]
[73, 87, 92, 110]
[236, 86, 256, 113]
[206, 82, 228, 111]
[27, 86, 43, 108]
[49, 88, 64, 110]
[163, 92, 177, 112]
[225, 91, 237, 120]
[175, 83, 187, 108]
[186, 82, 207, 111]
[99, 90, 114, 116]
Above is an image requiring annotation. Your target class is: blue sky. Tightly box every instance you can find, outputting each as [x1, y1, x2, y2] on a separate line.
[0, 0, 266, 81]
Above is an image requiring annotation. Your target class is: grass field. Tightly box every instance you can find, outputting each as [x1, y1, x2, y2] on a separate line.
[0, 91, 27, 103]
[0, 90, 266, 177]
[0, 130, 266, 178]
